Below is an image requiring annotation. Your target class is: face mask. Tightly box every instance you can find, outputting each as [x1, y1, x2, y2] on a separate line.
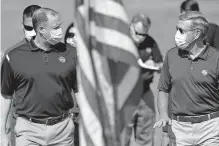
[66, 37, 77, 47]
[44, 28, 63, 45]
[130, 25, 145, 43]
[174, 30, 197, 50]
[24, 29, 36, 40]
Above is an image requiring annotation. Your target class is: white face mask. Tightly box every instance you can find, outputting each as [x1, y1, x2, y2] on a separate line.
[175, 30, 197, 50]
[24, 30, 36, 40]
[44, 28, 63, 45]
[66, 37, 77, 47]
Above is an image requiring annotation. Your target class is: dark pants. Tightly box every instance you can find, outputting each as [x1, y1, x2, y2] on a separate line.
[124, 89, 155, 146]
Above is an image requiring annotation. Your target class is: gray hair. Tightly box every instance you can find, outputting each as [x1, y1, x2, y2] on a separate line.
[179, 11, 209, 37]
[32, 8, 58, 32]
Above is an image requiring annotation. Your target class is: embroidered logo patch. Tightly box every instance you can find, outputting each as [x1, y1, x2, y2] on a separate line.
[202, 70, 208, 76]
[58, 56, 66, 63]
[145, 47, 152, 53]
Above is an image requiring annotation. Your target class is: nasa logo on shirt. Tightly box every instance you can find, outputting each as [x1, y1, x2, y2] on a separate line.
[58, 56, 66, 63]
[145, 47, 152, 53]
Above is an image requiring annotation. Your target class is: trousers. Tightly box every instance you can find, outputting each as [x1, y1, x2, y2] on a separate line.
[169, 117, 219, 146]
[124, 89, 155, 146]
[14, 116, 75, 146]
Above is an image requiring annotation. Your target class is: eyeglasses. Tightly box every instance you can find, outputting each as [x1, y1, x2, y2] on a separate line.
[176, 26, 197, 34]
[135, 31, 148, 36]
[23, 25, 34, 31]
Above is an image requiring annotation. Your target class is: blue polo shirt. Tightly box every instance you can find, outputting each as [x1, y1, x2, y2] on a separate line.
[158, 44, 219, 116]
[1, 38, 78, 118]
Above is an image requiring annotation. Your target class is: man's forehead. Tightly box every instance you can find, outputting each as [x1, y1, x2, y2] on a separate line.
[134, 22, 147, 33]
[177, 20, 192, 29]
[47, 14, 61, 27]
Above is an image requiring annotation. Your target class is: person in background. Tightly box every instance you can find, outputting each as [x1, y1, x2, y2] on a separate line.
[180, 0, 219, 49]
[1, 8, 77, 146]
[2, 5, 41, 146]
[65, 23, 77, 47]
[154, 11, 219, 146]
[125, 13, 163, 146]
[65, 22, 80, 146]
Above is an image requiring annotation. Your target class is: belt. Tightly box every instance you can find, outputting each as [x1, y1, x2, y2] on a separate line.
[19, 112, 69, 125]
[172, 111, 219, 123]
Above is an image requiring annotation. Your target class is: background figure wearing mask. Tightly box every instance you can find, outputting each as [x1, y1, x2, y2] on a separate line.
[180, 0, 219, 50]
[65, 22, 80, 146]
[1, 8, 77, 146]
[124, 13, 163, 146]
[65, 23, 77, 47]
[2, 5, 41, 146]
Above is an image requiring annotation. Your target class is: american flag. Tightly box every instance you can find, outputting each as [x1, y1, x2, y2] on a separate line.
[75, 0, 143, 146]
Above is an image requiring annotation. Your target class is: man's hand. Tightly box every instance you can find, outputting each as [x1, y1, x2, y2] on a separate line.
[153, 115, 171, 128]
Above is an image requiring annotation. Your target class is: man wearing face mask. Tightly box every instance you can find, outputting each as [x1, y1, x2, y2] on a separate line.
[180, 0, 219, 50]
[124, 14, 163, 146]
[2, 5, 41, 146]
[1, 8, 77, 146]
[22, 5, 41, 41]
[154, 11, 219, 146]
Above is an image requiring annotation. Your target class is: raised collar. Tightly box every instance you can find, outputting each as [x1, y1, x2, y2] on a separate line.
[178, 43, 209, 61]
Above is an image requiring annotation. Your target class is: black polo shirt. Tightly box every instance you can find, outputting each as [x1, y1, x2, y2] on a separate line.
[137, 34, 163, 91]
[158, 44, 219, 116]
[1, 38, 78, 118]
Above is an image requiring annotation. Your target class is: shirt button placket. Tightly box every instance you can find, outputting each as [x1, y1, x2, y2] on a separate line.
[43, 52, 49, 65]
[190, 60, 194, 70]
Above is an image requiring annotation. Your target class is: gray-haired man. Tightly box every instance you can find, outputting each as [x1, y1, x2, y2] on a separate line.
[154, 11, 219, 146]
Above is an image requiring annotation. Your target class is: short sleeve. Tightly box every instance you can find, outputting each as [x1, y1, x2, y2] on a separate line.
[152, 41, 163, 63]
[1, 55, 15, 97]
[157, 53, 172, 93]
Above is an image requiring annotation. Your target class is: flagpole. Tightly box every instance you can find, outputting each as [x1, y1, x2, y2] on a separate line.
[113, 61, 121, 146]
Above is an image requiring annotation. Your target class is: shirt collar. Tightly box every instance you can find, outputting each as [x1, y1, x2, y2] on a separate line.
[178, 43, 209, 61]
[29, 37, 59, 53]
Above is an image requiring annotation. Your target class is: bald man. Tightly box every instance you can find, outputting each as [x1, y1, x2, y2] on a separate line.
[1, 8, 77, 146]
[124, 14, 163, 146]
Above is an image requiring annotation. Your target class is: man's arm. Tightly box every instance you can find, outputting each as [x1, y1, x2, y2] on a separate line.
[1, 94, 12, 134]
[153, 52, 172, 128]
[158, 91, 169, 119]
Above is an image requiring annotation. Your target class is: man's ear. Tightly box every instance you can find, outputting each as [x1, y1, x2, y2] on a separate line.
[38, 26, 45, 34]
[196, 29, 203, 39]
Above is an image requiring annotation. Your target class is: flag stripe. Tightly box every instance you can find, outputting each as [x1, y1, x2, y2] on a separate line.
[90, 0, 128, 23]
[81, 119, 95, 146]
[80, 67, 100, 118]
[89, 8, 129, 36]
[77, 67, 105, 146]
[90, 22, 138, 58]
[92, 37, 139, 66]
[117, 66, 141, 109]
[79, 120, 88, 146]
[75, 28, 96, 88]
[75, 9, 88, 48]
[92, 49, 115, 127]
